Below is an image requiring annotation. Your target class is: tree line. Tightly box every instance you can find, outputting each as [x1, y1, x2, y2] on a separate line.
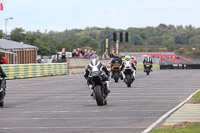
[1, 23, 200, 58]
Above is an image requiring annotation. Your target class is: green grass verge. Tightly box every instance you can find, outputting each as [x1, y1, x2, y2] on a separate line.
[192, 91, 200, 102]
[150, 124, 200, 133]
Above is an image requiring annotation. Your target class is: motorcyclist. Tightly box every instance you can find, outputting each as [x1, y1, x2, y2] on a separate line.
[121, 55, 136, 80]
[111, 55, 122, 68]
[0, 65, 6, 101]
[111, 55, 122, 78]
[143, 56, 153, 72]
[130, 56, 137, 70]
[84, 55, 110, 96]
[121, 55, 136, 71]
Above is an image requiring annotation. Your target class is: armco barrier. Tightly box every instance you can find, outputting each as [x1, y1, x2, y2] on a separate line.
[1, 63, 69, 79]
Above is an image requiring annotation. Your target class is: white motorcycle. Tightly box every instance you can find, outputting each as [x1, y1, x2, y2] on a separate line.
[122, 60, 136, 87]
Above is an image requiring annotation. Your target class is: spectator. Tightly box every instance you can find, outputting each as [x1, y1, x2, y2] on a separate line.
[87, 50, 92, 58]
[102, 52, 110, 59]
[76, 48, 83, 58]
[1, 56, 7, 64]
[78, 51, 83, 58]
[79, 48, 85, 56]
[110, 50, 115, 58]
[84, 49, 87, 54]
[91, 50, 95, 56]
[94, 51, 97, 56]
[72, 49, 78, 57]
[84, 50, 90, 58]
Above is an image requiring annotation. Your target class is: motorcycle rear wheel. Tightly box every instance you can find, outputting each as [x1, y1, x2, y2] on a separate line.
[146, 68, 150, 75]
[114, 72, 119, 82]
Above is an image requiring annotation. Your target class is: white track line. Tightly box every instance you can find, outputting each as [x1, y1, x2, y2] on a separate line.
[142, 89, 200, 133]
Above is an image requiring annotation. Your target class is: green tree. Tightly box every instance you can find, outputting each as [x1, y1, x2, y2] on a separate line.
[147, 36, 163, 45]
[10, 28, 26, 42]
[77, 36, 100, 50]
[188, 35, 200, 45]
[161, 34, 175, 46]
[0, 30, 3, 38]
[56, 38, 77, 52]
[133, 34, 146, 46]
[35, 35, 56, 56]
[23, 32, 39, 46]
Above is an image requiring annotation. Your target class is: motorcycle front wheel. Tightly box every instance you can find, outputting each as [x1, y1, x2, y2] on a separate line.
[127, 75, 131, 87]
[94, 85, 104, 106]
[0, 99, 4, 107]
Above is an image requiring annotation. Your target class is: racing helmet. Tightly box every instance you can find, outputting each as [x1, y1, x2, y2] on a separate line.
[130, 56, 134, 59]
[90, 55, 99, 66]
[124, 55, 131, 61]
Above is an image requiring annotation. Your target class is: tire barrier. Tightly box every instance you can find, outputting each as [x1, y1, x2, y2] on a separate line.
[1, 63, 69, 79]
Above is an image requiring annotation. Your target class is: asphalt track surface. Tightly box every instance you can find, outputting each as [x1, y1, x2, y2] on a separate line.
[0, 70, 200, 133]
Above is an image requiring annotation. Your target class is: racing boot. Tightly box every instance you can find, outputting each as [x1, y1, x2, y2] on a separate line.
[120, 72, 123, 80]
[105, 81, 111, 94]
[0, 88, 5, 101]
[88, 84, 93, 96]
[122, 71, 125, 80]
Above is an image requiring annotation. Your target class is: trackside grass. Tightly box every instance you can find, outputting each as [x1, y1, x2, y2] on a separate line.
[191, 91, 200, 102]
[150, 91, 200, 133]
[150, 123, 200, 133]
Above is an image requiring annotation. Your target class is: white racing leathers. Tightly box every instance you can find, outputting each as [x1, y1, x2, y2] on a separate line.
[121, 60, 136, 80]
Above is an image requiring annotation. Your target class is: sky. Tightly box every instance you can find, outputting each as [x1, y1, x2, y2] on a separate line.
[0, 0, 200, 33]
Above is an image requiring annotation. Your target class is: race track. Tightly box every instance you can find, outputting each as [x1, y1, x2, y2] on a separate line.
[0, 70, 200, 133]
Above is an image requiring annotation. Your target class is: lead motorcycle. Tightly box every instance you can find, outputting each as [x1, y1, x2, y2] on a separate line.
[91, 71, 109, 106]
[122, 60, 135, 87]
[111, 62, 121, 82]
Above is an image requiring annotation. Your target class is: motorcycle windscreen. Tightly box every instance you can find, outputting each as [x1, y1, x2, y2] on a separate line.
[124, 68, 133, 74]
[91, 71, 100, 77]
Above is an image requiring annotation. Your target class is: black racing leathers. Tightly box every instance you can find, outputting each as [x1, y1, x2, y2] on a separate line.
[84, 62, 110, 85]
[111, 58, 122, 68]
[143, 58, 153, 69]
